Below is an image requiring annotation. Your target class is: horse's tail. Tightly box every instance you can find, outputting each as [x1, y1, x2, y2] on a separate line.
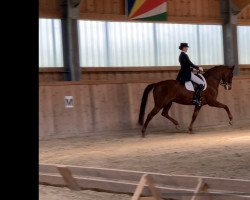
[138, 83, 155, 125]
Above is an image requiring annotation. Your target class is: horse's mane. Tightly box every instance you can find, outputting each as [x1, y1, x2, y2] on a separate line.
[204, 65, 227, 77]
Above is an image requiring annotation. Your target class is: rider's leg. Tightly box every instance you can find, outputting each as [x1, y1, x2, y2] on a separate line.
[190, 73, 205, 85]
[190, 73, 205, 106]
[194, 84, 204, 106]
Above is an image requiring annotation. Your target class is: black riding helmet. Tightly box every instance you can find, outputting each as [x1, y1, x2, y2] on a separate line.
[179, 43, 189, 50]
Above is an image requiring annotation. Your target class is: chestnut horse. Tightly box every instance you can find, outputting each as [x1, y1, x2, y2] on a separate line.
[138, 65, 235, 137]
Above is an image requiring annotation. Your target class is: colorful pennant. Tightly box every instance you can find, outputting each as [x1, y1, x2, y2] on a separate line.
[127, 0, 167, 21]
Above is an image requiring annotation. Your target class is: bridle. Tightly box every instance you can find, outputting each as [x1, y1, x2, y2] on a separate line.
[220, 80, 231, 90]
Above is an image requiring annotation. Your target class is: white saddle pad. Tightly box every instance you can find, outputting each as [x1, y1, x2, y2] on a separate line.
[185, 74, 207, 92]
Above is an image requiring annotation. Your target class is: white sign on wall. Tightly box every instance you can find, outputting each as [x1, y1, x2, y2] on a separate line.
[65, 96, 74, 108]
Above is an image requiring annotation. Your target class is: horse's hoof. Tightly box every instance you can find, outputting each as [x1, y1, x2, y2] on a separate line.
[176, 125, 181, 130]
[141, 130, 146, 138]
[229, 120, 233, 125]
[188, 128, 193, 134]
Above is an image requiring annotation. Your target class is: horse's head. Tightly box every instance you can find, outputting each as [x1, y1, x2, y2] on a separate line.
[220, 65, 235, 90]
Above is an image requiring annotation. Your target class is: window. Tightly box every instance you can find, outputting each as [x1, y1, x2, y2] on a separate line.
[78, 21, 107, 67]
[155, 24, 199, 66]
[78, 20, 224, 67]
[237, 26, 250, 64]
[108, 22, 155, 66]
[39, 19, 63, 67]
[39, 19, 224, 67]
[198, 25, 224, 65]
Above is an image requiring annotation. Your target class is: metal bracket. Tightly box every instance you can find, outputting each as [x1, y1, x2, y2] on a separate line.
[60, 0, 84, 19]
[70, 0, 81, 7]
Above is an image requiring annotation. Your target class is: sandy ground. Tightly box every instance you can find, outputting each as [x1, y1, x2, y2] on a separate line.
[39, 185, 130, 200]
[39, 124, 250, 200]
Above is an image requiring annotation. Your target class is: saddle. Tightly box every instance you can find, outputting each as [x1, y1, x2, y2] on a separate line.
[185, 74, 207, 92]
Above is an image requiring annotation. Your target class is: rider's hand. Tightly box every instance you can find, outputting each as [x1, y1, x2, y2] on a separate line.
[198, 67, 204, 72]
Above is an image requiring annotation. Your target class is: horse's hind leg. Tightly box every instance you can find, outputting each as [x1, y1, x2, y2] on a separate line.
[161, 102, 180, 129]
[188, 106, 201, 134]
[142, 106, 161, 138]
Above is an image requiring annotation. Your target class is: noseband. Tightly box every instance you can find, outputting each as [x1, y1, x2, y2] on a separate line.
[220, 80, 231, 90]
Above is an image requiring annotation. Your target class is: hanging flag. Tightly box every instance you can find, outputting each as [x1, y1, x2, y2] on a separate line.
[126, 0, 167, 21]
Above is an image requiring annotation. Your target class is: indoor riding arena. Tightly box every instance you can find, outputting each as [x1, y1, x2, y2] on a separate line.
[39, 0, 250, 200]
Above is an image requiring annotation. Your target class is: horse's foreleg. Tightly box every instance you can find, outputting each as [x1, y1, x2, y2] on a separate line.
[142, 106, 161, 138]
[161, 102, 180, 129]
[208, 100, 233, 125]
[188, 106, 201, 134]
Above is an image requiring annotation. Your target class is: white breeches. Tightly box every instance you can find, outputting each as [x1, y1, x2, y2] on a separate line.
[190, 72, 205, 85]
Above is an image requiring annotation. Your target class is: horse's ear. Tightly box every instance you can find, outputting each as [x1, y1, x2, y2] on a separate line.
[231, 65, 235, 70]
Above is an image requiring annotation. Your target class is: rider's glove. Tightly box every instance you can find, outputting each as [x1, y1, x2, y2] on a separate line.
[198, 67, 204, 72]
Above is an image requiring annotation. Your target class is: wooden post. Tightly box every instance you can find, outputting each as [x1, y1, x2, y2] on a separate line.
[57, 166, 81, 191]
[191, 178, 210, 200]
[61, 0, 81, 81]
[39, 164, 250, 200]
[131, 174, 161, 200]
[221, 0, 240, 75]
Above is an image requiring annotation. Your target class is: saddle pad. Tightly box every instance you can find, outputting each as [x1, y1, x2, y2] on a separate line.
[185, 74, 207, 92]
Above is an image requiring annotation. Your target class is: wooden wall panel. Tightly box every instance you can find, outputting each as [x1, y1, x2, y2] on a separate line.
[79, 0, 125, 15]
[113, 0, 125, 15]
[39, 68, 65, 82]
[39, 0, 250, 24]
[238, 4, 250, 25]
[39, 0, 62, 18]
[79, 66, 248, 81]
[95, 0, 105, 14]
[80, 70, 177, 82]
[39, 66, 250, 82]
[104, 0, 114, 14]
[167, 0, 222, 24]
[77, 0, 223, 23]
[85, 0, 95, 13]
[39, 72, 65, 82]
[39, 76, 250, 140]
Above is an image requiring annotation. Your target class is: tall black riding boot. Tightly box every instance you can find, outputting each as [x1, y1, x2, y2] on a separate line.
[192, 84, 204, 107]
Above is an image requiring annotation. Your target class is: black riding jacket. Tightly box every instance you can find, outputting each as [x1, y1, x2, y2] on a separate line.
[176, 52, 199, 84]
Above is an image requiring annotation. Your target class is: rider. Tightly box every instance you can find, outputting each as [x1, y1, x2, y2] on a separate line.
[176, 43, 205, 107]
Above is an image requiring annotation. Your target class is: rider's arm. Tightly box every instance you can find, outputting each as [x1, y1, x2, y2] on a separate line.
[185, 54, 199, 70]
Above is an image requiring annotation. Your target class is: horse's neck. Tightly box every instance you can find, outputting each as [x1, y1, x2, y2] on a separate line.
[205, 71, 223, 89]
